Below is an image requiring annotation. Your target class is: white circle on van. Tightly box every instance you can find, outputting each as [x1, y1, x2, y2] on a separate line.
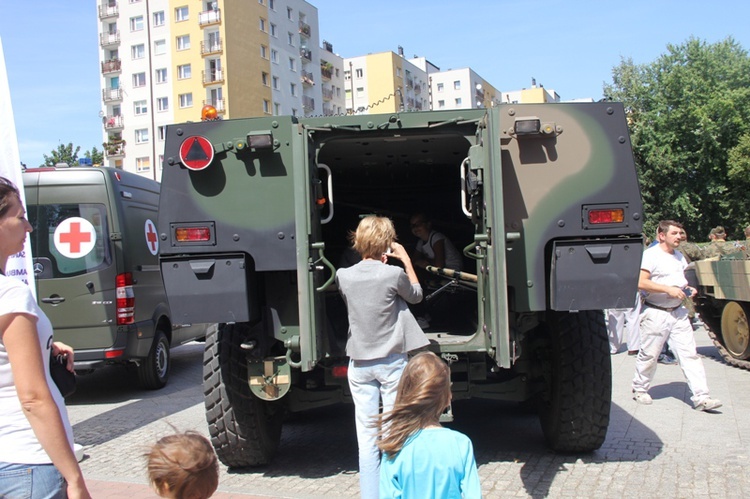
[54, 217, 96, 259]
[145, 219, 159, 256]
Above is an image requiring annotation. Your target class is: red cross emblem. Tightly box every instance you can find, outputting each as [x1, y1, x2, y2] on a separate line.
[145, 219, 159, 255]
[54, 217, 96, 259]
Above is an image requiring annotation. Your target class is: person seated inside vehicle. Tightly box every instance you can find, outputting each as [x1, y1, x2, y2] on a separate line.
[409, 213, 463, 272]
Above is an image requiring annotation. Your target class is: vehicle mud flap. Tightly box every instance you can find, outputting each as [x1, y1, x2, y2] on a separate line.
[537, 310, 611, 452]
[204, 323, 284, 467]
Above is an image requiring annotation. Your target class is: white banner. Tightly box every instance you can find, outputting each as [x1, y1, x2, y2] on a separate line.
[0, 36, 35, 297]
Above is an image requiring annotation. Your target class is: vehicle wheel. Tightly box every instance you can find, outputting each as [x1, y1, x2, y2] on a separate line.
[204, 322, 283, 467]
[720, 301, 750, 359]
[537, 310, 611, 453]
[138, 330, 170, 390]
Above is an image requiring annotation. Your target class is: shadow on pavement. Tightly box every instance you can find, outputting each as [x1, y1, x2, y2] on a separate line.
[68, 342, 204, 446]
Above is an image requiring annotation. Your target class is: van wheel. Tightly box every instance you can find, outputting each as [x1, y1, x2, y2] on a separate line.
[138, 330, 170, 390]
[537, 310, 611, 452]
[204, 323, 283, 467]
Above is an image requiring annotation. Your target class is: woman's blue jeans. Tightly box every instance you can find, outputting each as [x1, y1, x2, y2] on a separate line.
[0, 461, 66, 499]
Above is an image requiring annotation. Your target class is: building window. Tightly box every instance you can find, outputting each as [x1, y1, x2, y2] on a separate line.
[135, 129, 149, 144]
[270, 49, 278, 63]
[260, 45, 268, 59]
[155, 68, 167, 83]
[270, 23, 277, 37]
[154, 39, 166, 55]
[272, 76, 279, 89]
[175, 6, 189, 22]
[290, 83, 296, 96]
[269, 0, 275, 9]
[158, 126, 165, 140]
[287, 7, 293, 19]
[355, 68, 363, 78]
[455, 97, 462, 106]
[136, 157, 151, 173]
[437, 82, 444, 92]
[130, 16, 144, 31]
[274, 102, 280, 114]
[176, 35, 190, 51]
[356, 87, 364, 95]
[134, 100, 148, 115]
[288, 57, 295, 71]
[344, 70, 351, 81]
[262, 72, 269, 86]
[263, 100, 270, 114]
[179, 93, 193, 108]
[132, 72, 146, 87]
[157, 97, 169, 111]
[131, 44, 145, 59]
[259, 18, 266, 32]
[177, 64, 191, 79]
[153, 11, 165, 26]
[335, 68, 340, 77]
[438, 100, 445, 108]
[288, 32, 294, 46]
[454, 80, 461, 90]
[396, 68, 401, 77]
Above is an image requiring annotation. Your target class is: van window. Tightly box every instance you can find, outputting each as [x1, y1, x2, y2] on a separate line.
[28, 203, 112, 278]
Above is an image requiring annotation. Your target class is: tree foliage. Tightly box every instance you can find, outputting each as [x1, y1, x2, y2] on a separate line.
[604, 37, 750, 240]
[40, 144, 104, 168]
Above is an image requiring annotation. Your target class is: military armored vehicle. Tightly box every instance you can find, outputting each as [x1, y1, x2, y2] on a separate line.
[694, 253, 750, 370]
[157, 104, 643, 466]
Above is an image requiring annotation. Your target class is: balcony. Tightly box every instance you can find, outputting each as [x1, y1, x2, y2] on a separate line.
[414, 84, 422, 95]
[201, 39, 222, 56]
[102, 88, 123, 103]
[202, 69, 224, 85]
[104, 139, 125, 158]
[298, 21, 311, 38]
[302, 95, 315, 112]
[98, 2, 118, 19]
[101, 58, 121, 74]
[199, 8, 221, 26]
[203, 99, 226, 114]
[99, 31, 120, 47]
[320, 62, 332, 80]
[104, 115, 124, 131]
[322, 87, 333, 101]
[299, 48, 312, 62]
[301, 70, 314, 86]
[406, 78, 414, 89]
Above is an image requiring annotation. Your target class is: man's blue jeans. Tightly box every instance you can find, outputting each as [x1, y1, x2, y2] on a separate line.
[0, 461, 66, 499]
[348, 353, 407, 499]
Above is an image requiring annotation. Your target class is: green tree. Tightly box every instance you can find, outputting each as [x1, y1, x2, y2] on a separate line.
[41, 143, 81, 167]
[604, 37, 750, 240]
[83, 146, 104, 166]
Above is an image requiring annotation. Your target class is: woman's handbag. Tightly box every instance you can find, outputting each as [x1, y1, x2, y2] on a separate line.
[49, 352, 76, 398]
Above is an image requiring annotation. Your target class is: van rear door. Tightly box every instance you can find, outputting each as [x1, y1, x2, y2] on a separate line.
[28, 170, 119, 351]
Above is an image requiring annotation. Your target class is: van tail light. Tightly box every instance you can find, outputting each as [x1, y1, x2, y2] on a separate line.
[116, 272, 135, 325]
[588, 208, 625, 224]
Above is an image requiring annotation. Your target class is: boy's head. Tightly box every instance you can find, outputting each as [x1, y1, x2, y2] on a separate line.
[146, 431, 219, 499]
[351, 215, 396, 259]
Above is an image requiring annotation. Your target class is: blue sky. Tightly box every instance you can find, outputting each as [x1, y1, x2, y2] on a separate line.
[1, 0, 748, 167]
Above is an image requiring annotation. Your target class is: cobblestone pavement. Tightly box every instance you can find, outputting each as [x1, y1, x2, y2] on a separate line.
[67, 326, 750, 498]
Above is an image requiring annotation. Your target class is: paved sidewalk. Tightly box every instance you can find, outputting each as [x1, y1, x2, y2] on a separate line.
[67, 326, 750, 498]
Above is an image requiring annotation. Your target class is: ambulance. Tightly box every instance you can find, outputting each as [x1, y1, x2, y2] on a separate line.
[22, 164, 214, 389]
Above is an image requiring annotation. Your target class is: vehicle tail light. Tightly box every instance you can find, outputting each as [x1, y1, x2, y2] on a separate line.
[175, 227, 211, 242]
[105, 349, 125, 359]
[116, 272, 135, 325]
[332, 365, 348, 378]
[588, 208, 625, 225]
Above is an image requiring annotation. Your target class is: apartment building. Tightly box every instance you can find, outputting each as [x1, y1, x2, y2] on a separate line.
[501, 79, 561, 104]
[97, 0, 345, 179]
[412, 63, 500, 111]
[344, 47, 429, 114]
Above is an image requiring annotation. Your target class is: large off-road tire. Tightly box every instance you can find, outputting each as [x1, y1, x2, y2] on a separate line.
[537, 310, 611, 453]
[720, 301, 750, 360]
[137, 330, 170, 390]
[204, 323, 283, 467]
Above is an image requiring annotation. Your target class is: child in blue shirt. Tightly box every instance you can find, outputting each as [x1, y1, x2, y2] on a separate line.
[377, 352, 481, 498]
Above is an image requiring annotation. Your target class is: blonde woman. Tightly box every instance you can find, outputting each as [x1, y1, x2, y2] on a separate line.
[335, 215, 429, 499]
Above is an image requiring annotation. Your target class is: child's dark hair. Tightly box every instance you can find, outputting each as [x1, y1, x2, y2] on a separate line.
[146, 431, 219, 499]
[377, 352, 451, 457]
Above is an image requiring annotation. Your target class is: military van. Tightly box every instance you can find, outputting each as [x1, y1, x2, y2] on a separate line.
[22, 165, 214, 389]
[158, 104, 643, 466]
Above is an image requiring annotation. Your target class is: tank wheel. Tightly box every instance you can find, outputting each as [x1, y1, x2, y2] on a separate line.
[137, 329, 170, 390]
[720, 301, 750, 360]
[204, 323, 283, 467]
[537, 310, 611, 453]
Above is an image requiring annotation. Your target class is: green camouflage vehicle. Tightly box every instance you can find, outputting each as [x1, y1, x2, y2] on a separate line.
[157, 104, 643, 466]
[694, 254, 750, 370]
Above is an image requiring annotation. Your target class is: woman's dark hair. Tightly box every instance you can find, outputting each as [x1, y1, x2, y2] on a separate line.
[0, 176, 21, 219]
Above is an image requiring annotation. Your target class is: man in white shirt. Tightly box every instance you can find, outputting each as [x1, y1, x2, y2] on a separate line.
[632, 220, 722, 411]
